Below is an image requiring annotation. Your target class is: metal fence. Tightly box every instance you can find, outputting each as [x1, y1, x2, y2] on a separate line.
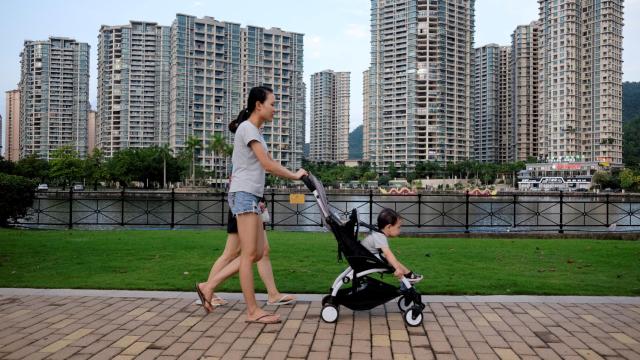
[17, 189, 640, 233]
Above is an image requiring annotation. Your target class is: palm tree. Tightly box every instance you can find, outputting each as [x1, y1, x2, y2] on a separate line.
[158, 144, 172, 189]
[207, 133, 229, 189]
[185, 136, 201, 185]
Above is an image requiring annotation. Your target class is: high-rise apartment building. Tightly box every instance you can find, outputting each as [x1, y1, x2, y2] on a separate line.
[4, 90, 20, 161]
[241, 26, 305, 170]
[363, 69, 371, 162]
[170, 15, 242, 175]
[368, 0, 475, 172]
[87, 110, 96, 154]
[309, 70, 350, 162]
[97, 21, 170, 157]
[473, 44, 502, 162]
[498, 46, 513, 163]
[170, 15, 305, 173]
[19, 37, 90, 160]
[511, 21, 540, 161]
[538, 0, 623, 164]
[472, 44, 511, 163]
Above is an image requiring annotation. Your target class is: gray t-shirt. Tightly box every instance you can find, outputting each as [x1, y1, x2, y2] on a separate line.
[361, 231, 390, 255]
[229, 121, 268, 197]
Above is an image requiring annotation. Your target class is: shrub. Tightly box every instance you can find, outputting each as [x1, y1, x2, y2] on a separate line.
[0, 173, 36, 227]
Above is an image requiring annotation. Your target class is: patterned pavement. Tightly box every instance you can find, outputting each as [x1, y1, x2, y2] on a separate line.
[0, 289, 639, 359]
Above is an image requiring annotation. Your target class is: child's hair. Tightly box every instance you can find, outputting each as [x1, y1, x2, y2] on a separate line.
[229, 85, 274, 133]
[377, 208, 400, 230]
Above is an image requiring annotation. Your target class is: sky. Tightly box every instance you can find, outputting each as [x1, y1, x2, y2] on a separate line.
[1, 0, 639, 150]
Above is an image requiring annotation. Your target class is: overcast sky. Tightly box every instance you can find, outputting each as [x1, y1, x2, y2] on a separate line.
[1, 0, 638, 149]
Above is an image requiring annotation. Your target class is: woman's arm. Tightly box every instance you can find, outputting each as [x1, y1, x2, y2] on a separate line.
[250, 141, 305, 180]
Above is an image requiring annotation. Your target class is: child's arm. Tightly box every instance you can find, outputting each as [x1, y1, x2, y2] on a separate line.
[379, 247, 410, 278]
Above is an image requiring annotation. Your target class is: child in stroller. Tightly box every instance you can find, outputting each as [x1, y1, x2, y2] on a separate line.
[361, 208, 423, 285]
[301, 174, 426, 327]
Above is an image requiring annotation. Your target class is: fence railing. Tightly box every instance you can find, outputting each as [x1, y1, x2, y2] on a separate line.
[17, 189, 640, 233]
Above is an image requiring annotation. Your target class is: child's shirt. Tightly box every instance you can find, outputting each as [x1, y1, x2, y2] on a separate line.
[361, 231, 390, 255]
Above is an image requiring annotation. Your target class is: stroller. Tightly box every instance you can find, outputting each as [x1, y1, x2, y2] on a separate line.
[301, 174, 426, 327]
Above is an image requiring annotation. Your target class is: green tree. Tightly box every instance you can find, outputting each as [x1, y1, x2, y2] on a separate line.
[0, 173, 36, 227]
[105, 148, 137, 186]
[49, 146, 83, 189]
[623, 115, 640, 167]
[388, 163, 398, 179]
[619, 168, 640, 192]
[84, 148, 106, 190]
[0, 156, 16, 174]
[14, 154, 49, 182]
[184, 136, 202, 185]
[208, 133, 230, 189]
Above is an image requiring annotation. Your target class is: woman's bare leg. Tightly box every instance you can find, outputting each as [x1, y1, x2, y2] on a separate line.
[256, 231, 296, 304]
[237, 213, 277, 321]
[197, 234, 240, 311]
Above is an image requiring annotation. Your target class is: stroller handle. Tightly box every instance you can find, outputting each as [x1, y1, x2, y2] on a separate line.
[301, 174, 316, 192]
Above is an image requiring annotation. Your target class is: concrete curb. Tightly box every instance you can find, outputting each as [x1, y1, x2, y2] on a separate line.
[1, 288, 639, 304]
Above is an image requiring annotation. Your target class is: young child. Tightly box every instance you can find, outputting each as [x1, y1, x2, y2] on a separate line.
[361, 208, 423, 283]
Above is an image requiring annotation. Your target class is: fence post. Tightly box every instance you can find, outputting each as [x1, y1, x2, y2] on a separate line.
[170, 188, 175, 229]
[270, 189, 275, 230]
[68, 187, 74, 229]
[512, 193, 517, 228]
[465, 191, 470, 233]
[369, 190, 374, 226]
[120, 186, 126, 227]
[559, 191, 564, 234]
[417, 193, 422, 228]
[605, 193, 610, 228]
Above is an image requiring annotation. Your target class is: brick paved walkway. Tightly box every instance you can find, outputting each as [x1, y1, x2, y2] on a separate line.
[0, 289, 639, 359]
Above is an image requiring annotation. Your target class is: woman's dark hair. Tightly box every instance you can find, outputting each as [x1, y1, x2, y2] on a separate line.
[229, 85, 274, 133]
[377, 208, 400, 230]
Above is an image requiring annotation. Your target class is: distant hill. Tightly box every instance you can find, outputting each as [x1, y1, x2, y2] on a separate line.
[348, 125, 363, 160]
[623, 81, 640, 122]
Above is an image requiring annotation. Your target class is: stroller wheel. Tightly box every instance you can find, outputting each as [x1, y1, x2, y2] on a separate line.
[404, 307, 423, 327]
[321, 304, 339, 323]
[397, 295, 413, 313]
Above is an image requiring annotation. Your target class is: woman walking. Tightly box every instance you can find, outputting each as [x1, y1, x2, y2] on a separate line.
[227, 86, 306, 324]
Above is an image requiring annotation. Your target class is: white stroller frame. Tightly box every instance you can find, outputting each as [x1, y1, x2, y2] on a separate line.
[302, 174, 425, 326]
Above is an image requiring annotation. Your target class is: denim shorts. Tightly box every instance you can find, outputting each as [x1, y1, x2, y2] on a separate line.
[228, 191, 261, 216]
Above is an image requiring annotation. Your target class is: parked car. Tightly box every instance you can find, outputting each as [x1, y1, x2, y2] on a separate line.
[73, 183, 84, 191]
[37, 184, 48, 191]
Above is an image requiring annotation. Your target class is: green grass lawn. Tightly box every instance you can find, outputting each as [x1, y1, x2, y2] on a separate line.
[0, 229, 639, 296]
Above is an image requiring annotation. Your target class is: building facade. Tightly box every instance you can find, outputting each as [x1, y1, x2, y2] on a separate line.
[19, 37, 90, 160]
[368, 0, 475, 173]
[309, 70, 350, 162]
[170, 15, 242, 176]
[97, 21, 171, 157]
[4, 90, 21, 161]
[538, 0, 624, 164]
[473, 44, 500, 163]
[170, 15, 305, 174]
[241, 26, 305, 170]
[87, 110, 96, 154]
[362, 69, 371, 162]
[511, 21, 540, 161]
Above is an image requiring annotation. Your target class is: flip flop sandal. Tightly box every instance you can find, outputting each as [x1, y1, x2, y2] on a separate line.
[245, 313, 281, 324]
[266, 295, 297, 306]
[194, 283, 212, 313]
